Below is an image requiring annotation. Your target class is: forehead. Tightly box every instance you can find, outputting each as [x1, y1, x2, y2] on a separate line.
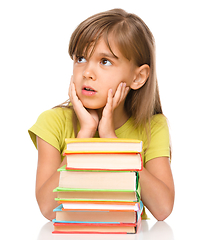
[75, 34, 122, 60]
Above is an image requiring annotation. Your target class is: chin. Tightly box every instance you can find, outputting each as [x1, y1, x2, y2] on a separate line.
[82, 100, 106, 110]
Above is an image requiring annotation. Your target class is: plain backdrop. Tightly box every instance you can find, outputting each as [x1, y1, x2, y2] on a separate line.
[0, 0, 196, 239]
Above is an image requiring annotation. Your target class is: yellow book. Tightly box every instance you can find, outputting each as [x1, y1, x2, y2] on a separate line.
[64, 138, 142, 153]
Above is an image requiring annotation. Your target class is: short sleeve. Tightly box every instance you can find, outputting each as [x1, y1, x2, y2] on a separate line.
[28, 109, 64, 151]
[144, 114, 170, 163]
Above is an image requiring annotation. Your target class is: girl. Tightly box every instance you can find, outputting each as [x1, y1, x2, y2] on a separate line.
[29, 8, 174, 221]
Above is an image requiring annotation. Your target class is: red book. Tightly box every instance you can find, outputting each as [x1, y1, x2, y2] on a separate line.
[64, 152, 143, 171]
[53, 219, 141, 234]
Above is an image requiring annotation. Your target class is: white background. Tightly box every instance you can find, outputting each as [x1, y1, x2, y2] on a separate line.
[0, 0, 196, 239]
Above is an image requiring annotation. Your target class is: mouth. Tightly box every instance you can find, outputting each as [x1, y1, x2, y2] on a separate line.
[82, 86, 96, 92]
[82, 85, 97, 96]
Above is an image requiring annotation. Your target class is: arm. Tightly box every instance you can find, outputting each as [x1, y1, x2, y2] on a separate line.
[36, 136, 66, 221]
[139, 157, 175, 221]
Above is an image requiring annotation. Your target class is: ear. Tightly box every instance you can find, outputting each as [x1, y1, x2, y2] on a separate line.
[130, 64, 150, 90]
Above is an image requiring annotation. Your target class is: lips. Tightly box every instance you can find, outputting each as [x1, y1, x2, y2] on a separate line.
[82, 85, 97, 96]
[82, 85, 96, 92]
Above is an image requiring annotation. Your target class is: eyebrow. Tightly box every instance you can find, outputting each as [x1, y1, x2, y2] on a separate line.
[73, 51, 119, 60]
[98, 52, 119, 59]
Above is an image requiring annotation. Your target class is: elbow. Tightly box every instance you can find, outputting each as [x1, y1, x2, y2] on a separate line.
[152, 190, 175, 221]
[39, 204, 55, 221]
[36, 195, 55, 221]
[154, 203, 174, 221]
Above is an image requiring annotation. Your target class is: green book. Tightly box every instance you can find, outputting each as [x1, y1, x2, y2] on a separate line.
[56, 165, 139, 192]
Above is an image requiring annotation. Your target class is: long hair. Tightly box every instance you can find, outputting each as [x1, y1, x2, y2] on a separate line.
[57, 8, 163, 137]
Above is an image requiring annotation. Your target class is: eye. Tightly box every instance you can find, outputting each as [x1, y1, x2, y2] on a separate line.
[76, 56, 87, 63]
[101, 58, 112, 66]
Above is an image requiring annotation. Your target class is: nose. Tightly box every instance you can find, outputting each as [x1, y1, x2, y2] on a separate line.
[83, 63, 96, 81]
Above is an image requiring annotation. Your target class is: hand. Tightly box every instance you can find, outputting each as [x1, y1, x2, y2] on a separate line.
[69, 77, 99, 138]
[98, 82, 130, 138]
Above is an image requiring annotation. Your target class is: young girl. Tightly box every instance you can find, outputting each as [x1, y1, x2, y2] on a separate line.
[29, 8, 174, 221]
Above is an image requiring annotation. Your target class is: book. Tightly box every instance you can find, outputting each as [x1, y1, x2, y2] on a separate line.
[52, 220, 141, 234]
[65, 138, 142, 152]
[59, 201, 140, 211]
[53, 201, 143, 224]
[54, 189, 140, 203]
[55, 166, 139, 191]
[63, 152, 143, 171]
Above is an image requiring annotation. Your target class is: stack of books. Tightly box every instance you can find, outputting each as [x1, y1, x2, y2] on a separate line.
[52, 138, 143, 234]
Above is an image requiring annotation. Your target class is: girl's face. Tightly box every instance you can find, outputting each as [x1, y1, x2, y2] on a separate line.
[72, 36, 137, 110]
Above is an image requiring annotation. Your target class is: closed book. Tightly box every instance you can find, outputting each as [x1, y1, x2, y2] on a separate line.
[53, 201, 143, 224]
[52, 220, 141, 234]
[54, 190, 140, 203]
[64, 152, 143, 171]
[64, 138, 142, 153]
[55, 167, 139, 191]
[59, 201, 140, 212]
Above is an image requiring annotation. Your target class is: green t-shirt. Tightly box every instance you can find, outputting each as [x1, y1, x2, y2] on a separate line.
[28, 107, 170, 219]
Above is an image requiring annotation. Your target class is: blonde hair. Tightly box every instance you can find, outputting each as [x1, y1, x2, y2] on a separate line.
[57, 8, 163, 136]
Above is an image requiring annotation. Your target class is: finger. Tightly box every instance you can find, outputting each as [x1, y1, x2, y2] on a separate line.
[68, 76, 73, 99]
[103, 89, 113, 117]
[112, 82, 123, 108]
[69, 82, 75, 102]
[124, 86, 130, 98]
[119, 83, 129, 102]
[107, 89, 113, 109]
[71, 82, 79, 104]
[119, 82, 127, 101]
[69, 82, 80, 110]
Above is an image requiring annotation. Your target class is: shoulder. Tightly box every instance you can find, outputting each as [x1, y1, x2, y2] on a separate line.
[150, 114, 170, 139]
[28, 107, 75, 152]
[37, 107, 73, 123]
[149, 114, 169, 137]
[144, 114, 170, 163]
[151, 114, 168, 128]
[34, 107, 75, 132]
